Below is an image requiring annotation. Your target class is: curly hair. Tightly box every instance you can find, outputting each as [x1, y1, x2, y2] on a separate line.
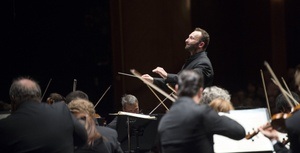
[200, 86, 231, 104]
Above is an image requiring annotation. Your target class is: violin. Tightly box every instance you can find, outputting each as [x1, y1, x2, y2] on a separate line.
[245, 105, 300, 140]
[245, 112, 290, 140]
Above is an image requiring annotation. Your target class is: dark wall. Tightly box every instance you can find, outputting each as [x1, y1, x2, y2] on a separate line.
[110, 0, 300, 116]
[0, 0, 113, 117]
[1, 0, 300, 121]
[190, 0, 272, 92]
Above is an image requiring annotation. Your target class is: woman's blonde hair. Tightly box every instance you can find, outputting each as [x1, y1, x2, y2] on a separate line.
[68, 98, 101, 146]
[209, 98, 234, 113]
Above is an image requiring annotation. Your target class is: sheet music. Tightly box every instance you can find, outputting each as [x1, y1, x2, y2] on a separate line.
[110, 111, 157, 120]
[214, 108, 274, 153]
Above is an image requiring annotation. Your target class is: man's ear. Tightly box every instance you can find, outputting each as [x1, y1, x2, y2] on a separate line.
[175, 84, 179, 93]
[197, 87, 203, 99]
[198, 42, 205, 48]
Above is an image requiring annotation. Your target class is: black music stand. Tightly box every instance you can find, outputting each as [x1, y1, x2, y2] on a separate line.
[113, 112, 162, 153]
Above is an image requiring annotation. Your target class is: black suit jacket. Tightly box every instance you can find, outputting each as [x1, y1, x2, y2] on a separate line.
[284, 109, 300, 153]
[0, 101, 87, 153]
[158, 97, 245, 153]
[74, 125, 123, 153]
[153, 51, 214, 89]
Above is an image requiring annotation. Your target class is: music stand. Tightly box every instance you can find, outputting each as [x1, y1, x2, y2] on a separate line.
[110, 111, 161, 153]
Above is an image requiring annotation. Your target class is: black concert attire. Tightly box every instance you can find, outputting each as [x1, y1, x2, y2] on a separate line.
[0, 101, 87, 153]
[284, 109, 300, 153]
[273, 142, 289, 153]
[107, 116, 118, 129]
[269, 109, 300, 153]
[158, 97, 245, 153]
[153, 51, 214, 89]
[75, 125, 123, 153]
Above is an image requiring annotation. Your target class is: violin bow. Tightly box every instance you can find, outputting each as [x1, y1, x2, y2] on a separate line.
[264, 61, 294, 109]
[146, 85, 169, 111]
[166, 83, 176, 93]
[130, 69, 176, 102]
[281, 77, 298, 106]
[73, 79, 77, 92]
[118, 71, 176, 103]
[149, 92, 173, 115]
[41, 78, 52, 102]
[271, 78, 299, 106]
[281, 77, 292, 96]
[94, 85, 111, 109]
[260, 69, 271, 118]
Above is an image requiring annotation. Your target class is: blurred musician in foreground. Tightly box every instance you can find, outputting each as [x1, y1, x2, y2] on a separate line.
[107, 94, 140, 129]
[0, 76, 87, 153]
[68, 98, 123, 153]
[158, 70, 245, 153]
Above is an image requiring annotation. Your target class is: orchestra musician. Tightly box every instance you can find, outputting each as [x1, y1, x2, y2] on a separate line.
[46, 92, 66, 104]
[65, 90, 89, 104]
[107, 94, 140, 130]
[200, 86, 231, 104]
[209, 98, 234, 113]
[258, 64, 300, 153]
[68, 98, 123, 153]
[141, 27, 214, 90]
[0, 76, 87, 153]
[158, 70, 245, 153]
[199, 85, 234, 113]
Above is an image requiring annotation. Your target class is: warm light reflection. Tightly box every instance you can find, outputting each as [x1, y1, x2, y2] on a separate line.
[186, 0, 191, 12]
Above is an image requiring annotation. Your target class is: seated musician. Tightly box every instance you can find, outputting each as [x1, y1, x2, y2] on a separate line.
[200, 85, 231, 104]
[209, 98, 234, 113]
[200, 85, 234, 113]
[68, 98, 123, 153]
[258, 64, 300, 153]
[46, 92, 66, 104]
[107, 94, 140, 129]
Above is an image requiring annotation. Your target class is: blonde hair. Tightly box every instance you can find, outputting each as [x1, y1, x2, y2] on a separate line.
[68, 98, 101, 146]
[209, 98, 234, 113]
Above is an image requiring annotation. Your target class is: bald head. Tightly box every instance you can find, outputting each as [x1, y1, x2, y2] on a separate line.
[9, 77, 42, 111]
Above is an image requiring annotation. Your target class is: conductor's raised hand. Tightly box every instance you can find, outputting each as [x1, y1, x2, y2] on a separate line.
[152, 67, 167, 79]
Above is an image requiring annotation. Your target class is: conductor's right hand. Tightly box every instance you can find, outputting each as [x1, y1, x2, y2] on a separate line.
[141, 74, 154, 84]
[152, 67, 167, 79]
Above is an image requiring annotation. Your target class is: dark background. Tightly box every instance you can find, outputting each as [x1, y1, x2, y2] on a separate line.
[1, 0, 113, 117]
[1, 0, 300, 122]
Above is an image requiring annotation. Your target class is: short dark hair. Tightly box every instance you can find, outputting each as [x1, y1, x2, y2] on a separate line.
[65, 90, 89, 104]
[275, 92, 300, 113]
[177, 70, 204, 97]
[194, 27, 210, 51]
